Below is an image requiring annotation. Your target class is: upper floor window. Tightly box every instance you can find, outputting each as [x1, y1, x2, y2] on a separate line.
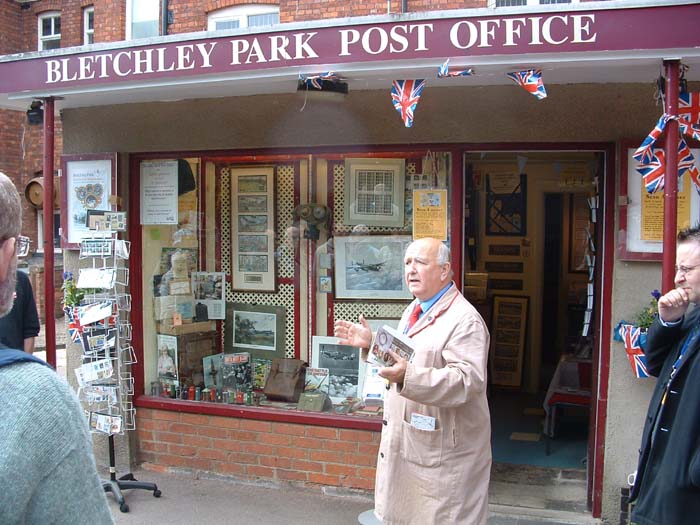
[207, 5, 280, 31]
[83, 6, 94, 45]
[126, 0, 159, 40]
[38, 12, 61, 51]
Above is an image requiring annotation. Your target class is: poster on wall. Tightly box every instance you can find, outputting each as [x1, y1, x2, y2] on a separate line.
[413, 189, 447, 240]
[485, 172, 527, 236]
[620, 147, 700, 259]
[140, 160, 178, 225]
[61, 153, 117, 249]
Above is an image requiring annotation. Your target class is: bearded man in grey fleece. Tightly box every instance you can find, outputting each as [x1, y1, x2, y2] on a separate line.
[0, 171, 113, 524]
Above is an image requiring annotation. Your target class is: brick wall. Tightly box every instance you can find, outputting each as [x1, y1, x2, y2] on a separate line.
[137, 408, 380, 491]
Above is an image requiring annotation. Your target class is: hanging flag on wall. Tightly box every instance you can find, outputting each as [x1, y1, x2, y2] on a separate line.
[679, 91, 700, 125]
[390, 79, 426, 128]
[506, 69, 547, 100]
[616, 322, 650, 379]
[437, 59, 473, 78]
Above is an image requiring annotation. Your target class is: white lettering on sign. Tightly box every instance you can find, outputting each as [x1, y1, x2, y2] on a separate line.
[43, 14, 596, 84]
[449, 14, 596, 49]
[339, 24, 432, 56]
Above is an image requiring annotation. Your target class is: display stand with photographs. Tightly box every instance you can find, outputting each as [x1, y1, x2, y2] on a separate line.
[74, 226, 161, 512]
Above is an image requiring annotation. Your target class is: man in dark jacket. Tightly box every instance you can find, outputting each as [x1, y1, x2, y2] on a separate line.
[631, 225, 700, 525]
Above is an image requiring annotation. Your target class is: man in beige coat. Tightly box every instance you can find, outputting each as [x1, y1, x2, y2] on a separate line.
[335, 237, 491, 524]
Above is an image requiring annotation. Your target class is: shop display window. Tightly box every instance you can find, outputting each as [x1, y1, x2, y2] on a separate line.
[137, 152, 452, 425]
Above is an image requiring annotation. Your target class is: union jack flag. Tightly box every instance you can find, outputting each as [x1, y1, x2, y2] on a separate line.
[437, 59, 473, 78]
[391, 79, 426, 128]
[679, 119, 700, 142]
[298, 72, 344, 90]
[636, 148, 666, 194]
[634, 114, 670, 165]
[636, 140, 700, 194]
[617, 323, 649, 379]
[65, 306, 84, 345]
[506, 69, 547, 100]
[679, 92, 700, 125]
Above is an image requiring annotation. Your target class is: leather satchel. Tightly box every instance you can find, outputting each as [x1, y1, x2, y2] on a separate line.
[263, 358, 308, 403]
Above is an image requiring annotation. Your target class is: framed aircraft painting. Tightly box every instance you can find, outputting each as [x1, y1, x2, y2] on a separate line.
[333, 234, 412, 300]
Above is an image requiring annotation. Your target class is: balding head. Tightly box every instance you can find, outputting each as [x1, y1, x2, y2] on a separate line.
[404, 238, 452, 301]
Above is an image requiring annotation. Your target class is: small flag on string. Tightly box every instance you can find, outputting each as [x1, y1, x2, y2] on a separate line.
[437, 59, 473, 78]
[298, 71, 344, 90]
[506, 69, 547, 100]
[635, 139, 699, 194]
[679, 91, 700, 125]
[391, 79, 426, 128]
[633, 114, 670, 165]
[679, 119, 700, 142]
[616, 322, 649, 379]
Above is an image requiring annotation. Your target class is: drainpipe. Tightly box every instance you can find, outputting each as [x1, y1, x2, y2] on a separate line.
[161, 0, 168, 36]
[662, 59, 680, 293]
[402, 0, 407, 13]
[42, 97, 56, 368]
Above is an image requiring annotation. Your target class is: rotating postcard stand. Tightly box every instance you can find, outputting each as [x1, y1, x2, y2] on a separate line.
[74, 225, 161, 512]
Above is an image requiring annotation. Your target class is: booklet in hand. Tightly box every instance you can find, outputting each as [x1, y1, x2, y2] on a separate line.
[368, 325, 415, 367]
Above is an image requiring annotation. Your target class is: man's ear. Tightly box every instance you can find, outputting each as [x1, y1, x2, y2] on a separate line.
[0, 238, 16, 282]
[441, 261, 451, 280]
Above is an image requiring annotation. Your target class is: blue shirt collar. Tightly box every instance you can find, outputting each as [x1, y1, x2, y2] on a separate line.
[417, 282, 453, 315]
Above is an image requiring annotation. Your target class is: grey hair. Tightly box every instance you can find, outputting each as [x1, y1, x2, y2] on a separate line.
[0, 172, 21, 241]
[437, 242, 450, 265]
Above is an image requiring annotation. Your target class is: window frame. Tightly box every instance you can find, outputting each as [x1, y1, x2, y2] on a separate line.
[125, 0, 160, 40]
[207, 5, 280, 31]
[83, 6, 95, 45]
[489, 0, 578, 6]
[36, 209, 62, 254]
[37, 11, 61, 51]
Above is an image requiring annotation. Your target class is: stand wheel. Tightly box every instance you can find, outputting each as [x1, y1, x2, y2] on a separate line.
[119, 503, 130, 513]
[154, 489, 162, 498]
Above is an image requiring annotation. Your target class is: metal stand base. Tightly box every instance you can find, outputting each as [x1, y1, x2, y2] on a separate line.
[358, 509, 382, 524]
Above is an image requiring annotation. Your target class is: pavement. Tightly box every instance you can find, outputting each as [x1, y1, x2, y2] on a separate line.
[105, 467, 599, 525]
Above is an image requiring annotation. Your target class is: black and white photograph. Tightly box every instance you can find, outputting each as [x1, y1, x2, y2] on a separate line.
[333, 234, 412, 300]
[238, 214, 268, 232]
[312, 336, 365, 404]
[238, 195, 267, 213]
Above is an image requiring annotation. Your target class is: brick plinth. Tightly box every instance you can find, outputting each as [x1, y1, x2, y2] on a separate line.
[136, 408, 380, 491]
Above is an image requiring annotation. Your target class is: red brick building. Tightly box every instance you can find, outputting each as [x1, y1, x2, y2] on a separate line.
[2, 2, 699, 522]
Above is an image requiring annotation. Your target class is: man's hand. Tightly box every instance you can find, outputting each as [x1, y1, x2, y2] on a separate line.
[658, 287, 691, 323]
[334, 314, 372, 349]
[378, 348, 407, 385]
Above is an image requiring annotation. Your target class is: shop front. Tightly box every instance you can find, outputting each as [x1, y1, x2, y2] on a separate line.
[2, 2, 700, 520]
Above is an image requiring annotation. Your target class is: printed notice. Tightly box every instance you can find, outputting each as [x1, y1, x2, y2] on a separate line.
[640, 174, 691, 241]
[413, 189, 447, 240]
[140, 160, 178, 225]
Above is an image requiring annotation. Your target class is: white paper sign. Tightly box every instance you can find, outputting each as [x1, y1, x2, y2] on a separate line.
[140, 160, 178, 225]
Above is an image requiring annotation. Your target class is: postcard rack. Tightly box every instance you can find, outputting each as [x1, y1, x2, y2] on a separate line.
[75, 229, 161, 512]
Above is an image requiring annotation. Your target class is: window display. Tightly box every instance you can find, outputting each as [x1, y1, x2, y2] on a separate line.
[139, 152, 452, 422]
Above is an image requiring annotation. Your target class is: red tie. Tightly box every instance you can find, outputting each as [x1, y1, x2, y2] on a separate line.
[407, 303, 422, 330]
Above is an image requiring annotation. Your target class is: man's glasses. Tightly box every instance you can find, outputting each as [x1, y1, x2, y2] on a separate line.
[674, 263, 700, 276]
[16, 236, 30, 258]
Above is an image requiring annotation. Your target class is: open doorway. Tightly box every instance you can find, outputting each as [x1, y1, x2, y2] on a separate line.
[463, 150, 601, 512]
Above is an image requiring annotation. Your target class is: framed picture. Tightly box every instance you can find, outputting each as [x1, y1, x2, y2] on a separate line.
[61, 153, 117, 249]
[230, 167, 276, 291]
[618, 143, 700, 260]
[225, 303, 286, 361]
[311, 336, 366, 404]
[333, 234, 412, 300]
[344, 158, 405, 227]
[489, 295, 528, 388]
[485, 172, 527, 236]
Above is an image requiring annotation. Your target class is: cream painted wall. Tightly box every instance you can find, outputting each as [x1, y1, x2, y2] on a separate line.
[59, 81, 684, 521]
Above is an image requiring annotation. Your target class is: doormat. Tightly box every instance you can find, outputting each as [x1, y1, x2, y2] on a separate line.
[510, 432, 541, 442]
[523, 407, 545, 416]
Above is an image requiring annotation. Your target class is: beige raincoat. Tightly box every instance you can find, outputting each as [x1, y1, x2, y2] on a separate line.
[373, 284, 491, 524]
